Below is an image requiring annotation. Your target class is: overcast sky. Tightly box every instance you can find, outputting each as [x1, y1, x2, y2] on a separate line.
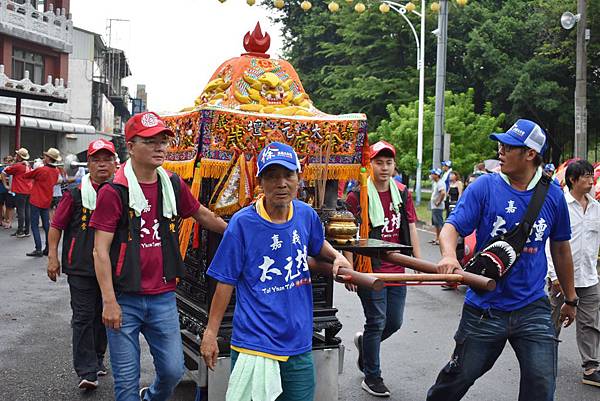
[70, 0, 283, 113]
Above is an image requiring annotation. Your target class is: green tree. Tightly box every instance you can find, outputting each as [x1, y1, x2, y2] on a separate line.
[373, 88, 504, 178]
[263, 0, 600, 163]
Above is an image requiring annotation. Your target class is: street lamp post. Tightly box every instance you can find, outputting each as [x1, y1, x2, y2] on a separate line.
[380, 1, 426, 205]
[561, 2, 588, 159]
[432, 0, 448, 169]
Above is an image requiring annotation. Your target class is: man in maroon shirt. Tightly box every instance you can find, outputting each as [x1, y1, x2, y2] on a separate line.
[47, 139, 117, 390]
[91, 112, 227, 401]
[345, 141, 422, 397]
[23, 148, 60, 256]
[2, 148, 32, 238]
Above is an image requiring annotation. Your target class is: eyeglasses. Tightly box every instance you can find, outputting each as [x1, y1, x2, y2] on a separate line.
[133, 138, 170, 148]
[497, 142, 525, 153]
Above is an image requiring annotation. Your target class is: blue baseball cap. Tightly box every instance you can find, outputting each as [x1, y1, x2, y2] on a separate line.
[441, 160, 452, 167]
[257, 142, 301, 176]
[489, 119, 547, 154]
[430, 168, 442, 176]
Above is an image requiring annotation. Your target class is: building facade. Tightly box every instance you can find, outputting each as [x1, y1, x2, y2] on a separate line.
[0, 0, 96, 160]
[69, 26, 132, 159]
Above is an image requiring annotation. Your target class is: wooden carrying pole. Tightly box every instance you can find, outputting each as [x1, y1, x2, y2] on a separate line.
[371, 273, 463, 282]
[307, 257, 384, 291]
[379, 252, 496, 291]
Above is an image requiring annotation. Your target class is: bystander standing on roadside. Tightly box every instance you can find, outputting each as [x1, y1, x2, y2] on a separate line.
[0, 155, 16, 229]
[2, 148, 32, 238]
[23, 148, 61, 257]
[429, 169, 445, 246]
[47, 139, 118, 390]
[547, 159, 600, 387]
[445, 171, 463, 219]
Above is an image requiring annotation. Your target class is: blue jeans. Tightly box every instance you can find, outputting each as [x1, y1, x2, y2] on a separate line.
[30, 205, 49, 251]
[231, 349, 315, 401]
[107, 291, 184, 401]
[357, 285, 407, 379]
[426, 297, 558, 401]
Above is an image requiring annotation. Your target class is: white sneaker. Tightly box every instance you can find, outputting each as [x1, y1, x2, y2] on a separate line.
[78, 378, 98, 390]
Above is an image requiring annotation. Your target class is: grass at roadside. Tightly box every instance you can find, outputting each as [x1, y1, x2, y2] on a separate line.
[413, 191, 431, 224]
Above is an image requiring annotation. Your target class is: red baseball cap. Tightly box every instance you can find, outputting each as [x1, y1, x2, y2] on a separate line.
[370, 140, 396, 158]
[125, 112, 174, 142]
[88, 139, 116, 157]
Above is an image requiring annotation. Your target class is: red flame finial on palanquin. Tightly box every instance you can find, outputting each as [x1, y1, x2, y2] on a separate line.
[243, 22, 271, 58]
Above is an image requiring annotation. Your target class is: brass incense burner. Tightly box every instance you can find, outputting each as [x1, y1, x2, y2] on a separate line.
[324, 209, 358, 244]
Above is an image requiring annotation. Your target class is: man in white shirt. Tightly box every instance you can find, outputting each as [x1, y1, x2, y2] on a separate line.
[547, 159, 600, 387]
[430, 168, 446, 245]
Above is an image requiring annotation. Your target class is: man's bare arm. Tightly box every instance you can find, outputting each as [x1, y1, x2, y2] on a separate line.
[201, 283, 234, 370]
[93, 230, 121, 330]
[549, 240, 577, 327]
[437, 223, 462, 274]
[47, 228, 62, 281]
[192, 204, 227, 234]
[409, 222, 421, 259]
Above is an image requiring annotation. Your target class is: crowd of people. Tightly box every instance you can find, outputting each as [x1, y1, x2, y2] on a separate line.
[2, 113, 598, 401]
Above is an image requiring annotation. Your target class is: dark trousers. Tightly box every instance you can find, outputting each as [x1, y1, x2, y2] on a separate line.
[426, 298, 557, 401]
[68, 275, 107, 381]
[14, 193, 30, 234]
[30, 205, 49, 251]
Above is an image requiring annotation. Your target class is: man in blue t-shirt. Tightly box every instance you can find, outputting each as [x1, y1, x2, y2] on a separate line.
[201, 142, 352, 401]
[426, 119, 578, 401]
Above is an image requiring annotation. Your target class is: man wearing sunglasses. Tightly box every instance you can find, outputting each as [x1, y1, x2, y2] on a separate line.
[427, 119, 577, 401]
[91, 112, 227, 401]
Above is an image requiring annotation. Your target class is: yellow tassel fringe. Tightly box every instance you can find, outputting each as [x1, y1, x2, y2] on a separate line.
[163, 159, 196, 180]
[178, 166, 203, 258]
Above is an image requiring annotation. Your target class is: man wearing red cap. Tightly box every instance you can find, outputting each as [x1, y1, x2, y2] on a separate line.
[345, 140, 421, 397]
[47, 139, 117, 390]
[91, 112, 227, 401]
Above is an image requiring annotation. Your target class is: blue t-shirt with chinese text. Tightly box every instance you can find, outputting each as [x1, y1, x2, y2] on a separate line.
[447, 173, 571, 311]
[207, 199, 325, 356]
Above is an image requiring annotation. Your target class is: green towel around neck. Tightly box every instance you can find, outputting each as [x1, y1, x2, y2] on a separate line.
[225, 353, 282, 401]
[123, 160, 177, 218]
[80, 173, 97, 210]
[367, 177, 403, 228]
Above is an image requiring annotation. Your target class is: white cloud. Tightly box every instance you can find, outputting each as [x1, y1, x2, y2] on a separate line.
[70, 0, 283, 113]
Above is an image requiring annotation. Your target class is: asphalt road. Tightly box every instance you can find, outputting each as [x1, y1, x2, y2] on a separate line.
[0, 227, 597, 400]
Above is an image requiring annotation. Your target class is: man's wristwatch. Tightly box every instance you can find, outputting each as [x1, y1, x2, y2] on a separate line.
[564, 297, 579, 307]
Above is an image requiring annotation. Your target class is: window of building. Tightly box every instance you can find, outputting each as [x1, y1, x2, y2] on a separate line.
[12, 48, 44, 84]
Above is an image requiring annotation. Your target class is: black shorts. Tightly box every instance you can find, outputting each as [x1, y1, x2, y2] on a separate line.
[0, 192, 15, 208]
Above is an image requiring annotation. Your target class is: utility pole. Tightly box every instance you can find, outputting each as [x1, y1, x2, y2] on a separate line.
[574, 0, 587, 159]
[432, 0, 448, 169]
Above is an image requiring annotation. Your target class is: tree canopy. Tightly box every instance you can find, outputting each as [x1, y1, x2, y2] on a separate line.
[263, 0, 600, 167]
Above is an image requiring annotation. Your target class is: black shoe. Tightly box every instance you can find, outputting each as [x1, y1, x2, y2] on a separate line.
[139, 387, 149, 401]
[362, 377, 391, 397]
[354, 331, 364, 372]
[26, 250, 43, 257]
[42, 248, 48, 256]
[10, 230, 20, 237]
[583, 370, 600, 387]
[22, 231, 30, 237]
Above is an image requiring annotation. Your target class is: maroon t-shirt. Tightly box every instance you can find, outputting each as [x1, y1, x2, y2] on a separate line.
[90, 177, 200, 295]
[346, 185, 417, 273]
[51, 182, 100, 230]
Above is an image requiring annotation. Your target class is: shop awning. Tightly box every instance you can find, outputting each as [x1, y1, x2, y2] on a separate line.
[0, 113, 97, 134]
